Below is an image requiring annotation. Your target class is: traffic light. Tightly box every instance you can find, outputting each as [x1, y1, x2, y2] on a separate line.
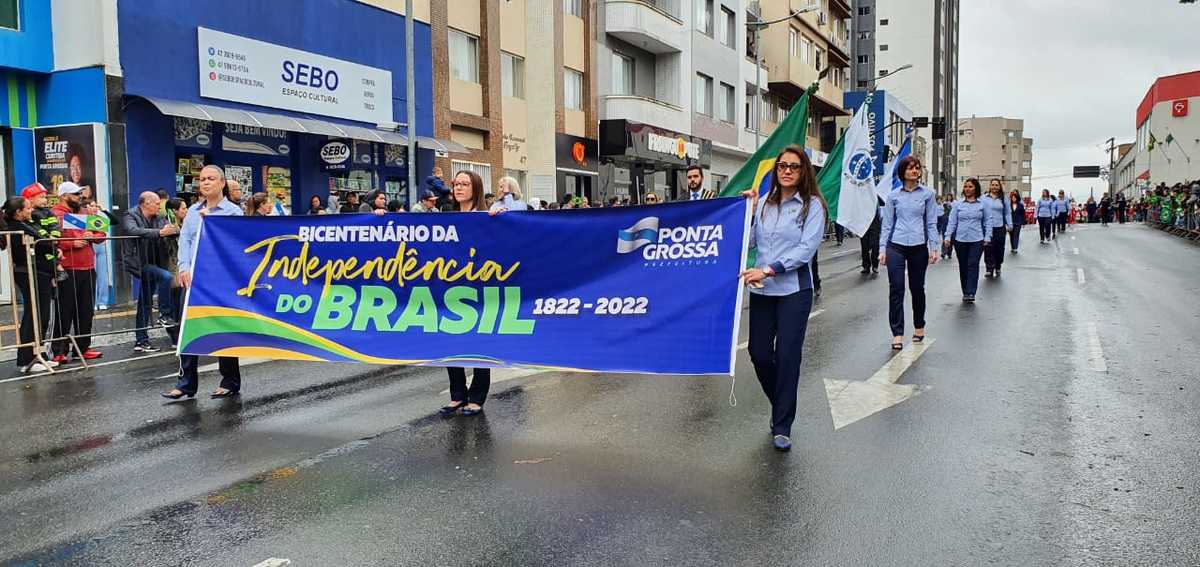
[931, 117, 946, 140]
[911, 116, 929, 128]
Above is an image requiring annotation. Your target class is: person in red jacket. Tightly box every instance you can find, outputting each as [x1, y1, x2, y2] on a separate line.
[50, 181, 105, 362]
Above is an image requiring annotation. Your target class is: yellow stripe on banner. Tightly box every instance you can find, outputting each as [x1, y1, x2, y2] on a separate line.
[209, 347, 328, 362]
[752, 158, 777, 191]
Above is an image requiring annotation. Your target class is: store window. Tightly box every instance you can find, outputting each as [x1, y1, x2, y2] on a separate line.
[449, 29, 479, 83]
[613, 53, 634, 95]
[452, 160, 493, 194]
[0, 0, 17, 30]
[564, 69, 583, 110]
[501, 52, 525, 99]
[696, 73, 713, 116]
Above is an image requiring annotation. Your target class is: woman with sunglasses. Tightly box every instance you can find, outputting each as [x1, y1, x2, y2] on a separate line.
[945, 179, 988, 302]
[879, 156, 939, 350]
[643, 192, 660, 205]
[740, 145, 826, 452]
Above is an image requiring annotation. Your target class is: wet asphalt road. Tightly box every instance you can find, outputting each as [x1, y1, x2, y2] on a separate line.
[1, 224, 1197, 566]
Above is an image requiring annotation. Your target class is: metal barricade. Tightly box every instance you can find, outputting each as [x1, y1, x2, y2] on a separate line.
[0, 231, 51, 370]
[20, 234, 178, 373]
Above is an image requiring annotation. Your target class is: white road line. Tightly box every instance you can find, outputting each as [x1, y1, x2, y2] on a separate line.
[1077, 268, 1086, 285]
[1073, 247, 1080, 255]
[1086, 323, 1108, 372]
[826, 249, 859, 259]
[736, 309, 823, 350]
[823, 339, 933, 430]
[866, 339, 934, 385]
[252, 559, 291, 567]
[1071, 236, 1076, 240]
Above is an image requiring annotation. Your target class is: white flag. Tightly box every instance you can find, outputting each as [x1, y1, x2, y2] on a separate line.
[837, 101, 878, 236]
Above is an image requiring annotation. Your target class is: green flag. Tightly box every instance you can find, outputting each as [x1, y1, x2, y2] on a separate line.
[1165, 133, 1175, 145]
[719, 85, 817, 197]
[815, 125, 848, 222]
[1148, 132, 1158, 151]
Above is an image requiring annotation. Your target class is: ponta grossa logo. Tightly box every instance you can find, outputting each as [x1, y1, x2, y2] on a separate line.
[617, 217, 723, 261]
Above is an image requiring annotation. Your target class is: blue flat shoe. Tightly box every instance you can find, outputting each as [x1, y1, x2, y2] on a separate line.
[461, 405, 484, 417]
[439, 402, 467, 416]
[772, 435, 791, 452]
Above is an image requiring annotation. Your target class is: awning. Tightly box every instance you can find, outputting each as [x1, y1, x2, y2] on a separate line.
[139, 96, 464, 152]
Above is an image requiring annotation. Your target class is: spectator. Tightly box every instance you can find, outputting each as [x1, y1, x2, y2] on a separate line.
[412, 190, 440, 213]
[491, 176, 528, 212]
[122, 191, 179, 353]
[3, 196, 60, 373]
[339, 192, 361, 213]
[225, 179, 243, 206]
[386, 199, 405, 213]
[307, 195, 327, 215]
[246, 192, 273, 216]
[50, 182, 106, 362]
[643, 192, 661, 205]
[425, 166, 450, 208]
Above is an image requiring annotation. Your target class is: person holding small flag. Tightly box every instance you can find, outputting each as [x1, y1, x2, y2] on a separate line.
[50, 181, 106, 362]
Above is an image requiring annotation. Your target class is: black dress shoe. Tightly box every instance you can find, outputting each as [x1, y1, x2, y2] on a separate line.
[210, 390, 239, 399]
[161, 390, 195, 400]
[439, 402, 467, 416]
[860, 268, 870, 274]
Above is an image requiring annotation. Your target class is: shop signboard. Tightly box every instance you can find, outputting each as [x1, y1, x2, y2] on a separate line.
[555, 134, 598, 173]
[222, 123, 290, 156]
[320, 140, 352, 172]
[174, 117, 213, 148]
[598, 120, 712, 168]
[198, 27, 393, 125]
[34, 124, 100, 199]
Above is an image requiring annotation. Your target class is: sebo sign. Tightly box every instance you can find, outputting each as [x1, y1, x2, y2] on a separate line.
[320, 140, 351, 171]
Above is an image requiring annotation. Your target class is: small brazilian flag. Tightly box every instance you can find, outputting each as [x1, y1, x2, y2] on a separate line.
[86, 214, 110, 233]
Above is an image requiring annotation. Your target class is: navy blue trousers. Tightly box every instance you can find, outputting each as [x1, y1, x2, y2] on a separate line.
[886, 243, 929, 337]
[954, 240, 983, 296]
[984, 227, 1006, 272]
[748, 289, 814, 437]
[175, 355, 241, 395]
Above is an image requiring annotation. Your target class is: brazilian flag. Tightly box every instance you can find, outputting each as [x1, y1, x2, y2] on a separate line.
[86, 214, 110, 233]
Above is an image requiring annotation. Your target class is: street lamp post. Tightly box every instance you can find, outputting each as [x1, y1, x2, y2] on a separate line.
[748, 4, 820, 150]
[869, 64, 913, 92]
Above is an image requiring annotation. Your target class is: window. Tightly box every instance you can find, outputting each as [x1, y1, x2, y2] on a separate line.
[712, 173, 729, 194]
[857, 55, 870, 64]
[858, 31, 872, 40]
[720, 82, 735, 123]
[745, 82, 759, 131]
[563, 0, 582, 17]
[0, 0, 17, 30]
[879, 69, 889, 77]
[449, 30, 479, 83]
[564, 69, 583, 110]
[880, 19, 889, 25]
[801, 36, 812, 64]
[879, 44, 889, 51]
[696, 73, 713, 116]
[720, 7, 736, 49]
[501, 52, 525, 99]
[612, 53, 634, 95]
[1022, 175, 1031, 184]
[814, 47, 823, 70]
[698, 0, 713, 35]
[858, 6, 871, 16]
[789, 28, 798, 57]
[857, 80, 869, 88]
[452, 160, 492, 193]
[1021, 161, 1031, 169]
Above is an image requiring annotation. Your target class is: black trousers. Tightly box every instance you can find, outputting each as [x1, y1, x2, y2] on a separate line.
[175, 355, 241, 395]
[52, 269, 96, 355]
[1038, 218, 1053, 240]
[1057, 213, 1068, 232]
[834, 223, 845, 244]
[983, 227, 1006, 272]
[861, 217, 881, 270]
[748, 289, 814, 437]
[954, 240, 983, 296]
[811, 253, 821, 291]
[448, 367, 491, 405]
[886, 243, 928, 337]
[1009, 225, 1022, 250]
[15, 271, 53, 367]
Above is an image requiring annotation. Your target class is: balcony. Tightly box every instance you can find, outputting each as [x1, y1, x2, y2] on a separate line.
[603, 95, 690, 134]
[606, 0, 686, 54]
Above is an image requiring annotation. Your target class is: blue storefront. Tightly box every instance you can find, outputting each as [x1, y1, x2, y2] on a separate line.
[116, 0, 443, 212]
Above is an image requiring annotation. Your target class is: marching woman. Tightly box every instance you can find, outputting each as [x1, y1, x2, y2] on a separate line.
[439, 170, 492, 417]
[879, 156, 940, 351]
[739, 145, 825, 452]
[1056, 190, 1070, 234]
[945, 179, 988, 302]
[1036, 190, 1055, 243]
[1008, 190, 1026, 253]
[981, 179, 1012, 277]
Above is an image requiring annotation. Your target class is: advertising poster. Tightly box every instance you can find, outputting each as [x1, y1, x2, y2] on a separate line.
[34, 124, 99, 200]
[226, 165, 254, 194]
[179, 199, 750, 375]
[263, 166, 292, 213]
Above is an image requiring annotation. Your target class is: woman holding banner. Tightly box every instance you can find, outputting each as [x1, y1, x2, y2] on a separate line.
[440, 170, 492, 417]
[879, 156, 939, 351]
[740, 145, 825, 452]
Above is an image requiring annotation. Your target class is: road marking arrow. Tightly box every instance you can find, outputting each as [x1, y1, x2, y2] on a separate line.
[823, 339, 933, 430]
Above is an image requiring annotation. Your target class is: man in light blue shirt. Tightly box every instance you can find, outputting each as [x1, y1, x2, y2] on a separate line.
[163, 165, 244, 400]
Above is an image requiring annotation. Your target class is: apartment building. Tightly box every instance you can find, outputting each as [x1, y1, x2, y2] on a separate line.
[433, 0, 598, 204]
[850, 0, 958, 194]
[955, 116, 1033, 199]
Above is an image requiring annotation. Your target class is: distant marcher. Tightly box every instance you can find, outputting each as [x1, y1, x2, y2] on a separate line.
[1036, 190, 1055, 243]
[981, 180, 1012, 278]
[860, 198, 882, 275]
[946, 179, 988, 302]
[1056, 190, 1069, 234]
[679, 165, 714, 201]
[1008, 191, 1025, 253]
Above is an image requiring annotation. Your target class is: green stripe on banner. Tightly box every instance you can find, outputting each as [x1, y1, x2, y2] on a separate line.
[24, 79, 36, 127]
[6, 75, 18, 128]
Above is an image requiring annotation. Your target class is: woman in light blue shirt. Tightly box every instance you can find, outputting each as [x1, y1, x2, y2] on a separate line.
[945, 179, 989, 302]
[1036, 190, 1055, 243]
[740, 145, 825, 453]
[981, 179, 1012, 278]
[878, 156, 940, 350]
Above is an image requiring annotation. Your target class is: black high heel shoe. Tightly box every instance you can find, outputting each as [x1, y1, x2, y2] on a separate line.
[439, 401, 467, 416]
[161, 390, 195, 400]
[210, 389, 240, 399]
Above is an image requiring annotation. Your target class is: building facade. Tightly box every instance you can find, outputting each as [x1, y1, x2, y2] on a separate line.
[1128, 70, 1200, 194]
[432, 0, 597, 205]
[850, 0, 958, 195]
[954, 116, 1033, 199]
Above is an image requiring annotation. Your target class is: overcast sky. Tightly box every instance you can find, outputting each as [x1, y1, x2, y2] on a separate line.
[958, 0, 1200, 199]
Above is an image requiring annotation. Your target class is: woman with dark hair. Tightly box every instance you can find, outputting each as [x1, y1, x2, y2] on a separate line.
[981, 179, 1012, 277]
[4, 196, 60, 373]
[1008, 190, 1026, 253]
[945, 179, 988, 302]
[879, 155, 939, 350]
[739, 145, 825, 452]
[67, 143, 94, 197]
[1036, 190, 1055, 243]
[308, 195, 326, 215]
[439, 170, 491, 417]
[246, 192, 272, 216]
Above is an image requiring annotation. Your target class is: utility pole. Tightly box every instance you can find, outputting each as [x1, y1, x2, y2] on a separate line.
[405, 0, 417, 209]
[1105, 137, 1115, 198]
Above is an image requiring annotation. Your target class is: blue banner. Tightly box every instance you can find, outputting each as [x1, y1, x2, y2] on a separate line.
[180, 199, 751, 375]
